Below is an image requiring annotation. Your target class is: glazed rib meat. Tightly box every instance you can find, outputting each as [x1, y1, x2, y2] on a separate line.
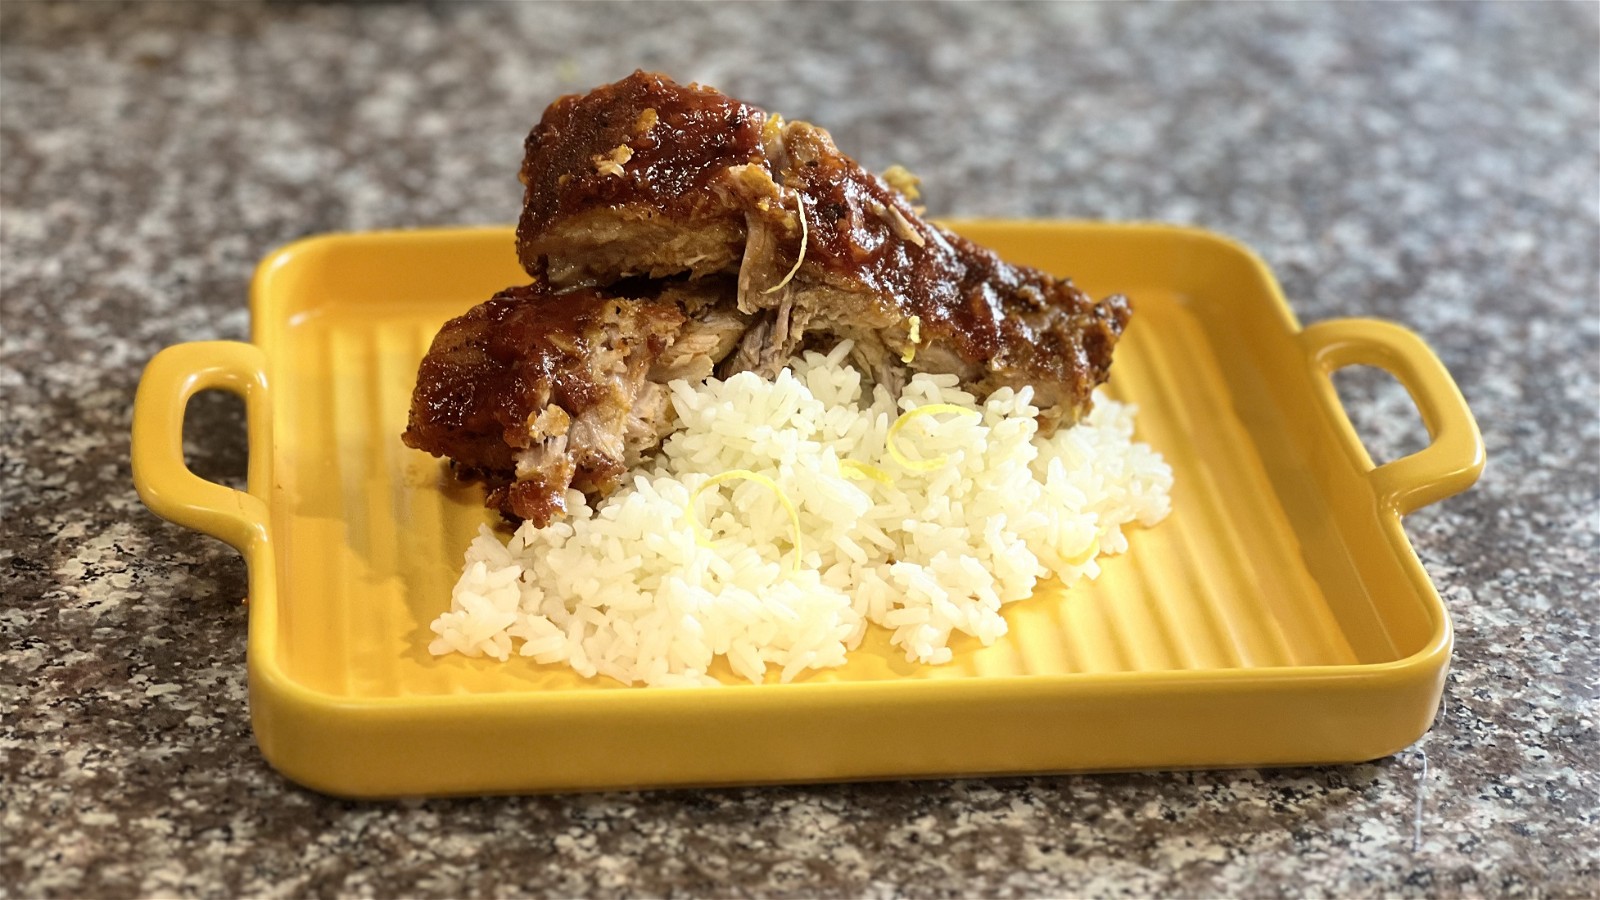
[516, 70, 1131, 431]
[409, 71, 1132, 525]
[402, 279, 743, 526]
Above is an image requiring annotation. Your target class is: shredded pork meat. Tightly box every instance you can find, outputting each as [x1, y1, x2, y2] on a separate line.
[406, 71, 1132, 524]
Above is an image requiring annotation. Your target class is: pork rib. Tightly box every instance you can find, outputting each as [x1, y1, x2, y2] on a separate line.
[402, 279, 743, 526]
[516, 70, 1131, 431]
[409, 71, 1133, 526]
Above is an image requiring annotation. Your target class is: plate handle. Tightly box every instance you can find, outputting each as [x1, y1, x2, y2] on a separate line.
[1300, 319, 1485, 516]
[132, 341, 271, 552]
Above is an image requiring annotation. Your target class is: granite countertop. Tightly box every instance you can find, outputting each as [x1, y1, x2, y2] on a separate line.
[3, 2, 1595, 896]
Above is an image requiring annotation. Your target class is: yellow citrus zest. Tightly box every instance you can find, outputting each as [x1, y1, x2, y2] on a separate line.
[763, 193, 808, 295]
[886, 404, 981, 472]
[688, 469, 802, 573]
[840, 459, 893, 486]
[900, 315, 921, 364]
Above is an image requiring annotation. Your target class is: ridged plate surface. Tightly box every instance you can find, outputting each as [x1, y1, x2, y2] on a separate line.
[264, 226, 1400, 699]
[131, 222, 1477, 794]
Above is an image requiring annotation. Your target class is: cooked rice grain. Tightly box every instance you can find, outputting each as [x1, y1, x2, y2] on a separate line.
[428, 343, 1172, 686]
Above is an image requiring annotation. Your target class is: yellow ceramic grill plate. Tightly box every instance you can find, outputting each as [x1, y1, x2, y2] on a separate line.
[132, 223, 1483, 797]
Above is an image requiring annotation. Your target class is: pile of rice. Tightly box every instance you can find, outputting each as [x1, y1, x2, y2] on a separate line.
[428, 342, 1172, 686]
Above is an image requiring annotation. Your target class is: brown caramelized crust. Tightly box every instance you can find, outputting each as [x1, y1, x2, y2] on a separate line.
[412, 71, 1133, 527]
[517, 72, 768, 287]
[515, 71, 1131, 431]
[402, 282, 691, 526]
[738, 121, 1130, 425]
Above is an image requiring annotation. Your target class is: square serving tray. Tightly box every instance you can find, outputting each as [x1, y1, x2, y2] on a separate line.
[131, 223, 1483, 797]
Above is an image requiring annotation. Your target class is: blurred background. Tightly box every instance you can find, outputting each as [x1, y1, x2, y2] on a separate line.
[5, 3, 1594, 336]
[3, 2, 1596, 896]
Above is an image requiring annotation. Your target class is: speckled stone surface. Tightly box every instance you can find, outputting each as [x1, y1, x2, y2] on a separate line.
[2, 2, 1596, 896]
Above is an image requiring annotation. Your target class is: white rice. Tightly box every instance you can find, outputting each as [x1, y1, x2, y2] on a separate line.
[428, 341, 1172, 686]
